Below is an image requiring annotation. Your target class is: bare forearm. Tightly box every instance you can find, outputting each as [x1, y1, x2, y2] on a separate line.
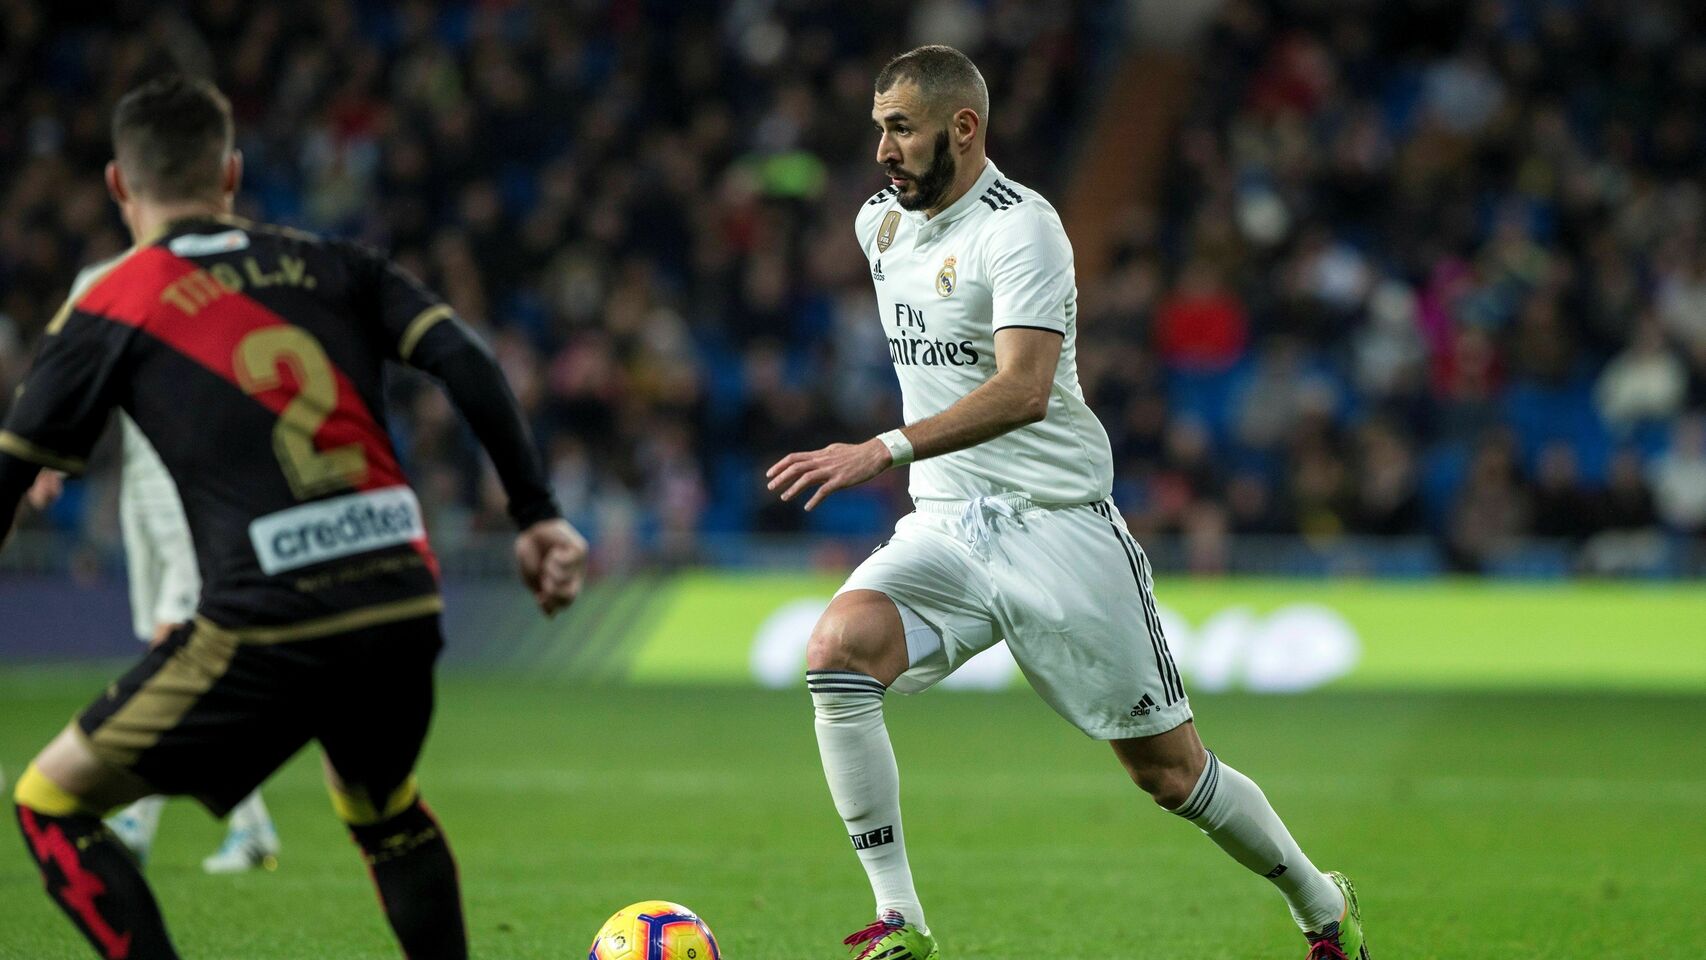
[898, 372, 1047, 463]
[766, 330, 1059, 511]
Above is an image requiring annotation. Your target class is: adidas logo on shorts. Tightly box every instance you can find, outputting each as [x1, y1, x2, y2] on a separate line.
[1129, 694, 1157, 717]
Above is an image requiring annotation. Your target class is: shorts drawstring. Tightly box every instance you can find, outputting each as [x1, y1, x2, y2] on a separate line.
[959, 495, 1019, 556]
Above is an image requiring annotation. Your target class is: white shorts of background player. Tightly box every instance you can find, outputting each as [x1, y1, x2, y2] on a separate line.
[118, 414, 199, 640]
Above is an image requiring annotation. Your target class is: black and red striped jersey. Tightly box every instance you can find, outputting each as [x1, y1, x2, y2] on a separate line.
[0, 215, 559, 638]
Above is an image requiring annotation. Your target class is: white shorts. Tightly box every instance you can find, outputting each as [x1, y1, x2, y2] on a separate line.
[120, 488, 200, 643]
[838, 494, 1192, 739]
[119, 415, 199, 642]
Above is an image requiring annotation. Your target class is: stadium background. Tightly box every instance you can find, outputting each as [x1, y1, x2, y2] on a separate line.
[1, 1, 1703, 958]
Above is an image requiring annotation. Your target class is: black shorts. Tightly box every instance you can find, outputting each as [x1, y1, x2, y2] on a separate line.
[75, 613, 443, 818]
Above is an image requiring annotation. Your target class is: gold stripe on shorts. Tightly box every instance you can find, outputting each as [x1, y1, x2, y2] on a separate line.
[195, 593, 443, 645]
[85, 623, 240, 769]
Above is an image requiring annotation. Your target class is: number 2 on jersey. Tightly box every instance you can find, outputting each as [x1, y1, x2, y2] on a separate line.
[233, 326, 368, 499]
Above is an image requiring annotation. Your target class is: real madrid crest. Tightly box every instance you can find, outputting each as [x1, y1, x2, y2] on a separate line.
[936, 255, 957, 297]
[876, 211, 901, 253]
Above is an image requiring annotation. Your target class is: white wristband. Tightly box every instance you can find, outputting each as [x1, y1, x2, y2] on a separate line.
[877, 429, 914, 467]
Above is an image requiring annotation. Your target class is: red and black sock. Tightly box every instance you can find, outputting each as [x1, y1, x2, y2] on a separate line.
[15, 803, 179, 960]
[349, 800, 467, 960]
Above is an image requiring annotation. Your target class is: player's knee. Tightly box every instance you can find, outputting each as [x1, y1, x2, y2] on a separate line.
[806, 592, 901, 677]
[329, 774, 420, 828]
[1114, 744, 1203, 808]
[1113, 722, 1207, 808]
[18, 729, 133, 817]
[12, 763, 96, 818]
[1131, 761, 1198, 809]
[805, 617, 855, 672]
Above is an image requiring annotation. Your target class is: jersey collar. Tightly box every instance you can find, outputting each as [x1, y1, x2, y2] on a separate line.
[144, 212, 241, 247]
[911, 159, 1002, 234]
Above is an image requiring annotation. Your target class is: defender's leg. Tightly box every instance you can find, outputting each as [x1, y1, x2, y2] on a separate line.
[13, 619, 264, 960]
[319, 616, 466, 960]
[324, 759, 466, 960]
[15, 727, 178, 960]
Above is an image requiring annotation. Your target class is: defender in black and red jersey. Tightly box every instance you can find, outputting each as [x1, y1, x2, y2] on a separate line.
[0, 76, 588, 960]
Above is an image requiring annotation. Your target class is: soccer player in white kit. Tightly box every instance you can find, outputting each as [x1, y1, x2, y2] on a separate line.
[28, 266, 281, 875]
[766, 46, 1368, 960]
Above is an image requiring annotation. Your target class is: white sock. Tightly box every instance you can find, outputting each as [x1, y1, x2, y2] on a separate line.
[227, 791, 273, 835]
[1172, 751, 1345, 933]
[110, 794, 165, 848]
[808, 670, 926, 932]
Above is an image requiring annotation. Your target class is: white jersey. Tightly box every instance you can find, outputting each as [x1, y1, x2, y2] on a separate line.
[67, 261, 201, 640]
[856, 160, 1113, 504]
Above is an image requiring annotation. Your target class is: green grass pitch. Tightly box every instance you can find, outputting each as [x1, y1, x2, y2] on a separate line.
[2, 669, 1703, 958]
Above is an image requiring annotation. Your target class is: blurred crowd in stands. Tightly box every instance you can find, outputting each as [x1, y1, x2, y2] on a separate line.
[1113, 0, 1706, 573]
[2, 0, 1703, 576]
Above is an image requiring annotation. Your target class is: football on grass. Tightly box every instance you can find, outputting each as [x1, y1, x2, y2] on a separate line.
[589, 900, 721, 960]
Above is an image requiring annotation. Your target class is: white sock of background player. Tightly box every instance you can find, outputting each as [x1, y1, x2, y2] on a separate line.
[226, 790, 274, 838]
[809, 670, 927, 932]
[1171, 750, 1346, 933]
[108, 794, 166, 852]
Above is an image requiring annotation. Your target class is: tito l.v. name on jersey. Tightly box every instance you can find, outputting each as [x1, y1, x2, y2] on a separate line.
[855, 160, 1114, 505]
[0, 215, 558, 636]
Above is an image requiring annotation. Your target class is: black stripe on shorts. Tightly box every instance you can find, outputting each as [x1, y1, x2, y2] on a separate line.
[1093, 501, 1185, 704]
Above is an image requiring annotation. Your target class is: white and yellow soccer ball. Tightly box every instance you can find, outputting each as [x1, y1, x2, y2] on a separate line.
[589, 901, 721, 960]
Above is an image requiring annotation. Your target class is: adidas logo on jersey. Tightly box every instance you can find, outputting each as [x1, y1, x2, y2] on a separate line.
[872, 258, 885, 281]
[1129, 694, 1157, 717]
[866, 185, 899, 206]
[977, 179, 1024, 211]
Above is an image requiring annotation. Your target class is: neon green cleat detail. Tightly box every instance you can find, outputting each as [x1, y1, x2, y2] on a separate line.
[842, 912, 940, 960]
[1305, 872, 1368, 959]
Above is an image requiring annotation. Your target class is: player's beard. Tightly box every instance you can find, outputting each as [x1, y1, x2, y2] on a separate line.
[891, 130, 956, 212]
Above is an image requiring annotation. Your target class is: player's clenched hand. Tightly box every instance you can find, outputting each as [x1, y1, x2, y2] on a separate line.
[766, 438, 892, 511]
[514, 518, 589, 617]
[26, 470, 65, 510]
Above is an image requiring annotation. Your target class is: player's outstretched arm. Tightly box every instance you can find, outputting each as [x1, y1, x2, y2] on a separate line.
[368, 251, 589, 612]
[766, 326, 1062, 510]
[415, 329, 589, 614]
[397, 306, 589, 614]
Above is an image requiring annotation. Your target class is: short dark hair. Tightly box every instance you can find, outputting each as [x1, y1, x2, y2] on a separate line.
[875, 45, 990, 123]
[111, 75, 234, 202]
